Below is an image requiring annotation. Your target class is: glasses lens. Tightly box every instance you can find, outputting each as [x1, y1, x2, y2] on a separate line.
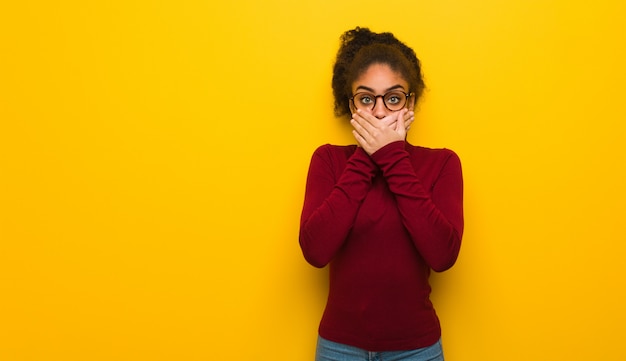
[353, 92, 376, 110]
[383, 91, 407, 111]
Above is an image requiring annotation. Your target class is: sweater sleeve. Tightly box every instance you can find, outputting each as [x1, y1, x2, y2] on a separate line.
[371, 141, 464, 272]
[299, 145, 378, 268]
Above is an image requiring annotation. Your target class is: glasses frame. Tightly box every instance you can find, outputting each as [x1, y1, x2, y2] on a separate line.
[350, 91, 415, 112]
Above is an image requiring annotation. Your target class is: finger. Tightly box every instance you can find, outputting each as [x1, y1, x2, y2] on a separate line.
[352, 130, 368, 150]
[350, 116, 372, 141]
[400, 109, 414, 130]
[381, 111, 401, 127]
[352, 110, 379, 134]
[355, 109, 384, 130]
[405, 116, 414, 131]
[404, 110, 415, 122]
[397, 109, 406, 128]
[396, 109, 407, 137]
[388, 110, 413, 129]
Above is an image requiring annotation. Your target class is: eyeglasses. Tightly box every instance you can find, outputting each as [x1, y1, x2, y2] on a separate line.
[350, 90, 414, 112]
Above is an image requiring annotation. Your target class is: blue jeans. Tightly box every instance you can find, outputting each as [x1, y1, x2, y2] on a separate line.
[315, 336, 444, 361]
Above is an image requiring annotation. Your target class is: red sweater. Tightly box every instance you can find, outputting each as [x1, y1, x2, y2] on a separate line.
[299, 141, 463, 351]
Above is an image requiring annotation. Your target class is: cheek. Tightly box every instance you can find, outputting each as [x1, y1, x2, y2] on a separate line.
[349, 103, 356, 114]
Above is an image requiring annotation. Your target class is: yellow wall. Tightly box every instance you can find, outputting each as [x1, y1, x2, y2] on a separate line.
[1, 1, 625, 360]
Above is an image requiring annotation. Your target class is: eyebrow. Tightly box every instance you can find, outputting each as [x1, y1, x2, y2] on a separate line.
[355, 84, 406, 93]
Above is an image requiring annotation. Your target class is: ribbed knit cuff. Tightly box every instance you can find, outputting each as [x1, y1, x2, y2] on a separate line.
[350, 145, 378, 172]
[370, 141, 406, 170]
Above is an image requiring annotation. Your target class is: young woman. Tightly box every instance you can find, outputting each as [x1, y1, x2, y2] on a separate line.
[299, 27, 464, 361]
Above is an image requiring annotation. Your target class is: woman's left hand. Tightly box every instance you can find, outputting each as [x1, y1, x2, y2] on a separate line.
[351, 109, 414, 155]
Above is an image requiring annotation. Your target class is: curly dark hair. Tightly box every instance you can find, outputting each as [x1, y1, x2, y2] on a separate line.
[332, 27, 425, 118]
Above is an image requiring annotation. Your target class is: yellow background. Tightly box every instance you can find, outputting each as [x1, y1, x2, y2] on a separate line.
[1, 1, 625, 360]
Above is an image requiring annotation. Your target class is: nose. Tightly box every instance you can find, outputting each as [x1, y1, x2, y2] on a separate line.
[372, 96, 388, 119]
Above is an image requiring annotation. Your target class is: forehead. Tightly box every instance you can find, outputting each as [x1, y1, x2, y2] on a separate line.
[352, 63, 409, 93]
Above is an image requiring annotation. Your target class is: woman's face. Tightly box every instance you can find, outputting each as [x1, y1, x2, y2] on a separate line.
[350, 63, 414, 119]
